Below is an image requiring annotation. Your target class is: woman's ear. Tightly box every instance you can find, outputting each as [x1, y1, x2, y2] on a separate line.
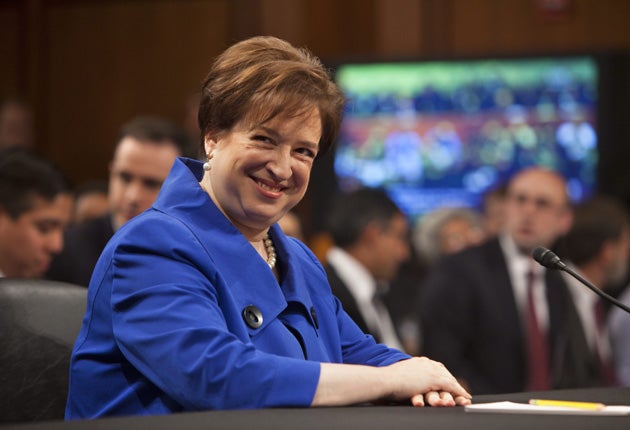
[204, 134, 217, 155]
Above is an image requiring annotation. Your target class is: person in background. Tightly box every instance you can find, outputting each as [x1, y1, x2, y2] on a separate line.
[404, 206, 485, 355]
[0, 147, 73, 278]
[0, 150, 75, 423]
[558, 195, 630, 387]
[610, 284, 630, 386]
[0, 97, 34, 150]
[72, 181, 109, 224]
[420, 167, 586, 394]
[324, 187, 410, 352]
[412, 206, 485, 266]
[46, 116, 188, 286]
[65, 36, 470, 419]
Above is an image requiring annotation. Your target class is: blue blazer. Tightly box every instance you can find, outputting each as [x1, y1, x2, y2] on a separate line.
[66, 158, 408, 418]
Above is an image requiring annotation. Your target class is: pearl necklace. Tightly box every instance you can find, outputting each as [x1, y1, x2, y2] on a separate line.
[263, 234, 277, 269]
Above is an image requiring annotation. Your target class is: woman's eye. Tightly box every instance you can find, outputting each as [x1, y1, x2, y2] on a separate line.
[253, 135, 272, 143]
[296, 148, 316, 158]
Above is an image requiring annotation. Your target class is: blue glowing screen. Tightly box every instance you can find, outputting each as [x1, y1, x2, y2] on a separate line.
[334, 57, 598, 221]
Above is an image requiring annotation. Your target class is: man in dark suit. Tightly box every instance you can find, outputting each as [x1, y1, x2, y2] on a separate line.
[324, 188, 410, 351]
[558, 196, 629, 387]
[46, 116, 189, 286]
[420, 167, 587, 394]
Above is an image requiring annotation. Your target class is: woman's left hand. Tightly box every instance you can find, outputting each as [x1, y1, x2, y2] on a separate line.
[411, 391, 472, 407]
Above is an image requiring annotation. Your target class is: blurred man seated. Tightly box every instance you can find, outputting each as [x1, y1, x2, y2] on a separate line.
[557, 195, 630, 387]
[46, 116, 189, 286]
[324, 187, 410, 351]
[0, 148, 73, 278]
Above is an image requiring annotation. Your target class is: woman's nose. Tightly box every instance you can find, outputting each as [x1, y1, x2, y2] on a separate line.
[267, 149, 292, 180]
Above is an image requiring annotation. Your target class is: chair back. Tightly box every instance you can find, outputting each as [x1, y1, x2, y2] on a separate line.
[0, 278, 87, 423]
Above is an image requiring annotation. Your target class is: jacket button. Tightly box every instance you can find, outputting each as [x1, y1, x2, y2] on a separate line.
[243, 305, 263, 329]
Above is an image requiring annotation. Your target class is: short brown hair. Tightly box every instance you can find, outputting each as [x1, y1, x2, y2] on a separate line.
[117, 115, 191, 157]
[198, 36, 345, 156]
[560, 195, 629, 266]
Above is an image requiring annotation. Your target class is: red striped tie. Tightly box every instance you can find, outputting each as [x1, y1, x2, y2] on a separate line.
[594, 299, 617, 386]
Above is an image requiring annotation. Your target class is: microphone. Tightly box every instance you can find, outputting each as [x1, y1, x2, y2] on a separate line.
[532, 247, 567, 270]
[532, 246, 630, 314]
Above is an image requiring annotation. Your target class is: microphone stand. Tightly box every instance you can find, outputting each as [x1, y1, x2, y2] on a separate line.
[533, 246, 630, 314]
[560, 264, 630, 314]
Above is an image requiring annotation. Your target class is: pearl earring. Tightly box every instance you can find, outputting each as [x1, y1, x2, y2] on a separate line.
[203, 153, 213, 171]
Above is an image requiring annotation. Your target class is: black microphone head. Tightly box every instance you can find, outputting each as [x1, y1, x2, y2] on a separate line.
[532, 246, 565, 270]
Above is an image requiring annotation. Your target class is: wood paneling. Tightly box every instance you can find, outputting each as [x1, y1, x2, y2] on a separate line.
[375, 0, 422, 56]
[42, 0, 230, 181]
[449, 0, 630, 56]
[0, 4, 21, 98]
[303, 0, 378, 61]
[259, 0, 306, 45]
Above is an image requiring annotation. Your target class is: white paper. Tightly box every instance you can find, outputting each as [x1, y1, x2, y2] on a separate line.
[464, 401, 630, 416]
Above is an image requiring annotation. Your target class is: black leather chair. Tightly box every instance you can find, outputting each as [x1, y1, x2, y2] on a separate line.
[0, 279, 87, 423]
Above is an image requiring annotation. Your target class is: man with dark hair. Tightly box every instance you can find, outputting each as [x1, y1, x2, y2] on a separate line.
[0, 148, 73, 278]
[46, 116, 188, 286]
[0, 148, 75, 422]
[324, 187, 410, 351]
[558, 195, 630, 387]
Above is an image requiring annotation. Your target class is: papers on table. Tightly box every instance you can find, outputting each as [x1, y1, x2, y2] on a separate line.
[464, 401, 630, 416]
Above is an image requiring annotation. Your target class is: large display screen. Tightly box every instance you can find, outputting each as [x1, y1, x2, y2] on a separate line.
[333, 56, 598, 222]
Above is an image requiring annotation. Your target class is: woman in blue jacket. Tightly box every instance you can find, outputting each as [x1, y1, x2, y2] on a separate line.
[66, 36, 471, 418]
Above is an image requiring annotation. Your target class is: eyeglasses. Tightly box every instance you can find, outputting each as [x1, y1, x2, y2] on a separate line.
[506, 192, 565, 212]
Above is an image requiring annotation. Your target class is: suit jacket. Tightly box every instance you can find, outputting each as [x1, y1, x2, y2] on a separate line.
[420, 237, 590, 394]
[46, 214, 115, 287]
[66, 158, 409, 418]
[325, 264, 371, 335]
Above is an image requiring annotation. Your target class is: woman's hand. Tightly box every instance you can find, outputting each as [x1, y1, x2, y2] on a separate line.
[383, 357, 471, 407]
[313, 357, 471, 407]
[411, 391, 471, 407]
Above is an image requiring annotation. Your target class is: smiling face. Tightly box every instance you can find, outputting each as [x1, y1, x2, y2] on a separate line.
[201, 106, 321, 239]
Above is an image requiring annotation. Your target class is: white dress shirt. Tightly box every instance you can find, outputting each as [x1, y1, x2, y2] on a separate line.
[562, 267, 612, 361]
[500, 234, 549, 331]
